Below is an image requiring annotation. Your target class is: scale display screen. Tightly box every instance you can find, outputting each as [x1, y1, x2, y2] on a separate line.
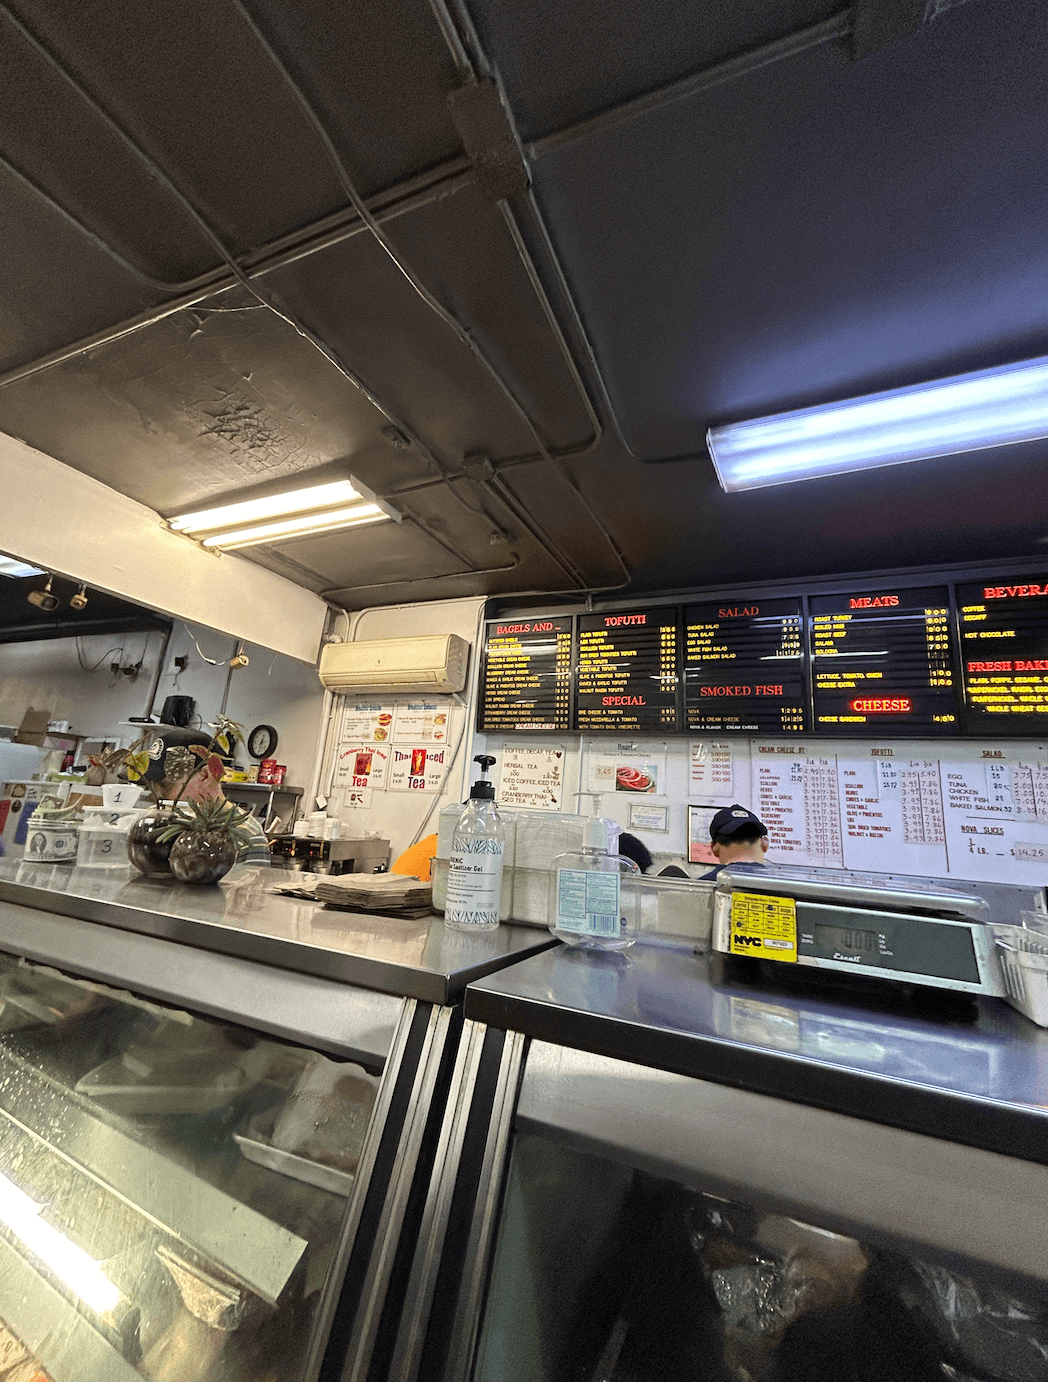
[478, 617, 573, 731]
[575, 608, 679, 731]
[812, 923, 880, 954]
[958, 578, 1048, 731]
[683, 597, 806, 733]
[810, 586, 958, 735]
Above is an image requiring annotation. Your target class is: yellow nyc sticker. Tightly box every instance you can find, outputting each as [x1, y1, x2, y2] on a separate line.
[729, 891, 798, 963]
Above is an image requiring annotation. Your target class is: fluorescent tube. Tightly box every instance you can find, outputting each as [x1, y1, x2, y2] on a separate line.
[707, 353, 1048, 492]
[0, 557, 44, 577]
[169, 479, 365, 533]
[0, 1169, 121, 1314]
[201, 504, 388, 549]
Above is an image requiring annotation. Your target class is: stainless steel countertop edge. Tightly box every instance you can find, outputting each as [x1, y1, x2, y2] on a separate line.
[463, 972, 1048, 1167]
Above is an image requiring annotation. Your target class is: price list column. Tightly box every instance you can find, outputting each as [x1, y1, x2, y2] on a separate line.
[810, 586, 958, 735]
[479, 617, 573, 732]
[958, 578, 1048, 733]
[683, 597, 806, 732]
[575, 608, 679, 732]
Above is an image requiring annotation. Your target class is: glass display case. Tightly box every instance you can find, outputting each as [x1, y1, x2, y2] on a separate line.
[0, 953, 375, 1382]
[388, 945, 1048, 1382]
[0, 862, 555, 1382]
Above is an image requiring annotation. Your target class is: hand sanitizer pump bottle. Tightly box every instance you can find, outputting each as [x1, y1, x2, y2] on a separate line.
[444, 755, 505, 932]
[548, 814, 638, 950]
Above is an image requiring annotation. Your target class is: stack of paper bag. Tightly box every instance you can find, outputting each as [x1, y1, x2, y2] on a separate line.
[314, 873, 432, 914]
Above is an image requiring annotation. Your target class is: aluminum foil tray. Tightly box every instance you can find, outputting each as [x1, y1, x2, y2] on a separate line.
[233, 1111, 355, 1197]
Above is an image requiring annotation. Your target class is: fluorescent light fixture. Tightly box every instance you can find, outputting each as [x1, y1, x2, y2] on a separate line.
[202, 504, 386, 549]
[0, 556, 44, 577]
[0, 1169, 121, 1314]
[707, 353, 1048, 492]
[167, 476, 398, 550]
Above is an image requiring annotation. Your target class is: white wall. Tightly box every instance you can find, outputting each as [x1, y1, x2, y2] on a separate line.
[321, 597, 485, 859]
[0, 431, 328, 663]
[0, 629, 168, 737]
[0, 618, 327, 791]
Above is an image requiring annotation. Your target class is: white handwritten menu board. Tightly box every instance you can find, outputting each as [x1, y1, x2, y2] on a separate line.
[959, 578, 1048, 731]
[479, 617, 572, 732]
[684, 598, 805, 733]
[810, 587, 957, 735]
[575, 608, 679, 731]
[741, 739, 1048, 885]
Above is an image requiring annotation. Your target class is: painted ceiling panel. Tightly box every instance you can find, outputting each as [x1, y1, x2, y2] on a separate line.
[467, 0, 845, 141]
[525, 0, 1048, 461]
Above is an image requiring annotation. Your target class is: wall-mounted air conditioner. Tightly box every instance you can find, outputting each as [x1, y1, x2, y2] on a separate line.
[318, 635, 470, 694]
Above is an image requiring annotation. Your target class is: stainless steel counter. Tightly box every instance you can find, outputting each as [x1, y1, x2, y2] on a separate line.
[465, 944, 1048, 1165]
[0, 861, 554, 1005]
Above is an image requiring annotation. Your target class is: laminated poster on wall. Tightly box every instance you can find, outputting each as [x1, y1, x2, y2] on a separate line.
[689, 740, 744, 802]
[342, 786, 373, 810]
[392, 702, 449, 743]
[340, 701, 395, 744]
[496, 746, 565, 811]
[629, 803, 668, 832]
[333, 743, 390, 791]
[388, 745, 449, 792]
[590, 746, 666, 796]
[687, 805, 719, 865]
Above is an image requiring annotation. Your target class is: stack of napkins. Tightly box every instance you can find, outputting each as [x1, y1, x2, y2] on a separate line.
[314, 873, 432, 915]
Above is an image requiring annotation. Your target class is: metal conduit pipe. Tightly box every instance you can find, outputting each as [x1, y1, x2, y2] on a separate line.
[429, 0, 854, 476]
[425, 0, 632, 587]
[0, 3, 504, 569]
[0, 160, 475, 391]
[0, 151, 189, 294]
[230, 0, 597, 468]
[528, 11, 853, 158]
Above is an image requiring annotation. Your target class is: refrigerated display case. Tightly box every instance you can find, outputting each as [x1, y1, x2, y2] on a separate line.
[0, 860, 554, 1382]
[389, 943, 1048, 1382]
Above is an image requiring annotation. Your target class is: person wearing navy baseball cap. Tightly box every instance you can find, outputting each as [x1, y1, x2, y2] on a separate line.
[699, 804, 769, 881]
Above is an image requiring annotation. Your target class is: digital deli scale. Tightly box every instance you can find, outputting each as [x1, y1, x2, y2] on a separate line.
[711, 863, 1005, 998]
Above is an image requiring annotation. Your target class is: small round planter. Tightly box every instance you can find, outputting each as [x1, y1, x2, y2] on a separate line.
[169, 831, 238, 886]
[126, 808, 178, 877]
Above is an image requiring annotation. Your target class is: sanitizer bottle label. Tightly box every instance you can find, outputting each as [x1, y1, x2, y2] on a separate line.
[445, 838, 505, 926]
[555, 869, 621, 937]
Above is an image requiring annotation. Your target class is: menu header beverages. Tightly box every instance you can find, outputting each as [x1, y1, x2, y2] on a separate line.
[477, 573, 1048, 737]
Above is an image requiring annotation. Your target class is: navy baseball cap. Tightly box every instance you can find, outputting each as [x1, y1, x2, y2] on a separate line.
[709, 805, 767, 840]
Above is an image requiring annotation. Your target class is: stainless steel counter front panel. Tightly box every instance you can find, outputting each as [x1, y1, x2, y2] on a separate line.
[517, 1041, 1048, 1284]
[0, 862, 555, 1005]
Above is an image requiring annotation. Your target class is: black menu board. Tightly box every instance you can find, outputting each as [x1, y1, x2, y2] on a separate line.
[683, 597, 806, 733]
[959, 578, 1048, 731]
[575, 608, 679, 731]
[810, 586, 958, 735]
[478, 617, 572, 731]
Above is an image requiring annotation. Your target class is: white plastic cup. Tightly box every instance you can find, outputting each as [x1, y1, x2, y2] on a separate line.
[101, 783, 144, 810]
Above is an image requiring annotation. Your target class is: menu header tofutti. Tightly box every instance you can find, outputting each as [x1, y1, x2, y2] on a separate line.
[684, 597, 805, 733]
[575, 608, 679, 731]
[479, 618, 572, 732]
[959, 579, 1048, 730]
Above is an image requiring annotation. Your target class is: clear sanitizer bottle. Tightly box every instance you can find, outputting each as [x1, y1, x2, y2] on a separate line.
[444, 755, 506, 933]
[548, 815, 638, 950]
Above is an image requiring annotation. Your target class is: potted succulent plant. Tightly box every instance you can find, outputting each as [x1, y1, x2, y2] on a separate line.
[155, 796, 258, 885]
[126, 718, 248, 878]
